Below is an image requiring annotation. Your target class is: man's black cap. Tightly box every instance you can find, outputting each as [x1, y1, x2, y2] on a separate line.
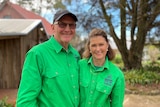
[53, 10, 78, 23]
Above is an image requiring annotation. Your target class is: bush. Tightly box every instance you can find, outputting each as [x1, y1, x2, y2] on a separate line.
[0, 97, 14, 107]
[143, 61, 160, 73]
[124, 69, 160, 85]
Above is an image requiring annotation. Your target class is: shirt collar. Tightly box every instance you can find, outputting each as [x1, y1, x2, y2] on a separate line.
[87, 56, 109, 72]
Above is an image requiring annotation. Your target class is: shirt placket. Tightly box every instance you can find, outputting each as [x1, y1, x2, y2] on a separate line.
[66, 52, 79, 106]
[86, 68, 98, 106]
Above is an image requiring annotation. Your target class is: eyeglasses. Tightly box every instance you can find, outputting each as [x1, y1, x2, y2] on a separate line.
[54, 21, 76, 29]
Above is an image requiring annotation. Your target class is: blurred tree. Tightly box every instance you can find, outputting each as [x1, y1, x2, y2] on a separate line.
[16, 0, 66, 15]
[73, 0, 160, 70]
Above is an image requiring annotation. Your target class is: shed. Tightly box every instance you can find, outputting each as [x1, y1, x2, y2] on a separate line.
[0, 19, 46, 88]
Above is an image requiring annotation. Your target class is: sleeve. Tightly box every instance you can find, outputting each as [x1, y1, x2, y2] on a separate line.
[16, 50, 43, 107]
[110, 71, 125, 107]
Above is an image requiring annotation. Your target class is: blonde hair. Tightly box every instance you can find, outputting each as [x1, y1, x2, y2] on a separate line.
[82, 28, 115, 60]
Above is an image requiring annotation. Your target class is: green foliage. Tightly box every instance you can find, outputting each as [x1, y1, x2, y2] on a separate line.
[54, 0, 66, 9]
[124, 69, 160, 85]
[144, 63, 160, 73]
[0, 97, 14, 107]
[112, 53, 124, 68]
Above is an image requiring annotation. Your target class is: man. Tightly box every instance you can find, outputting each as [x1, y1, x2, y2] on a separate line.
[16, 9, 80, 107]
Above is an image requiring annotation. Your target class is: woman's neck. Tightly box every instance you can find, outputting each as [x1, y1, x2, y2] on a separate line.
[92, 58, 105, 67]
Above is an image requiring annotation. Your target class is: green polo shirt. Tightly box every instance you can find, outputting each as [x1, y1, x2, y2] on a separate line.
[16, 36, 80, 107]
[79, 57, 125, 107]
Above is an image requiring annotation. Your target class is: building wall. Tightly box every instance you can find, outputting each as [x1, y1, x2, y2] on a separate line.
[20, 28, 40, 68]
[0, 38, 21, 88]
[0, 28, 40, 88]
[0, 3, 23, 19]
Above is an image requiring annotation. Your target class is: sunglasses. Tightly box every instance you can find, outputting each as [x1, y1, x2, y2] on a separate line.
[54, 21, 76, 29]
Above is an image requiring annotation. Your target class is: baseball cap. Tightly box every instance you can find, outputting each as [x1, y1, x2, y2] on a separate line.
[53, 10, 78, 23]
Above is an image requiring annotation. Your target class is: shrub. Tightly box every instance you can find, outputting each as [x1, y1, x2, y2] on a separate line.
[143, 61, 160, 73]
[124, 69, 160, 85]
[0, 97, 14, 107]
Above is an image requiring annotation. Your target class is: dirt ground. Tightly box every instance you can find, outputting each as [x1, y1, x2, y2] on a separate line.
[0, 89, 160, 107]
[124, 94, 160, 107]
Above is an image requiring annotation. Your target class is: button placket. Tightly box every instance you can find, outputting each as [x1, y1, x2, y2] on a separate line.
[67, 53, 79, 106]
[86, 72, 98, 106]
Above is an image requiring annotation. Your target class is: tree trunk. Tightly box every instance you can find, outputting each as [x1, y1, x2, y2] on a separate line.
[99, 0, 160, 70]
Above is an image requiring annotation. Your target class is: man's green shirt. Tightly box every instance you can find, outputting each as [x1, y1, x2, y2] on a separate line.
[16, 36, 80, 107]
[79, 57, 125, 107]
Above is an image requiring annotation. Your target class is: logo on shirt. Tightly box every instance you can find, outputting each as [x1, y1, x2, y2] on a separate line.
[104, 75, 112, 86]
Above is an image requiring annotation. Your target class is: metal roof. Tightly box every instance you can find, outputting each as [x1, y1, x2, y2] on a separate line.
[0, 19, 43, 36]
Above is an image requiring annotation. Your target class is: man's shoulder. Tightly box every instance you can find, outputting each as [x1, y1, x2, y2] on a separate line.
[28, 40, 49, 52]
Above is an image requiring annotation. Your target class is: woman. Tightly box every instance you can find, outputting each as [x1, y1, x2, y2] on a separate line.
[79, 28, 125, 107]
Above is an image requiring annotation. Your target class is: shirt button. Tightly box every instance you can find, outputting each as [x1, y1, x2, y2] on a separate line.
[73, 86, 76, 88]
[55, 72, 58, 75]
[104, 90, 106, 93]
[88, 102, 91, 104]
[90, 91, 93, 94]
[71, 75, 74, 77]
[92, 80, 95, 83]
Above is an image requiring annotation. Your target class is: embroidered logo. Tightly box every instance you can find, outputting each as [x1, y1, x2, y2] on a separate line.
[104, 75, 112, 86]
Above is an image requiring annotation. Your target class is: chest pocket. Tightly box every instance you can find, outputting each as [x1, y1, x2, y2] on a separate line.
[79, 79, 90, 102]
[96, 82, 112, 95]
[43, 68, 67, 92]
